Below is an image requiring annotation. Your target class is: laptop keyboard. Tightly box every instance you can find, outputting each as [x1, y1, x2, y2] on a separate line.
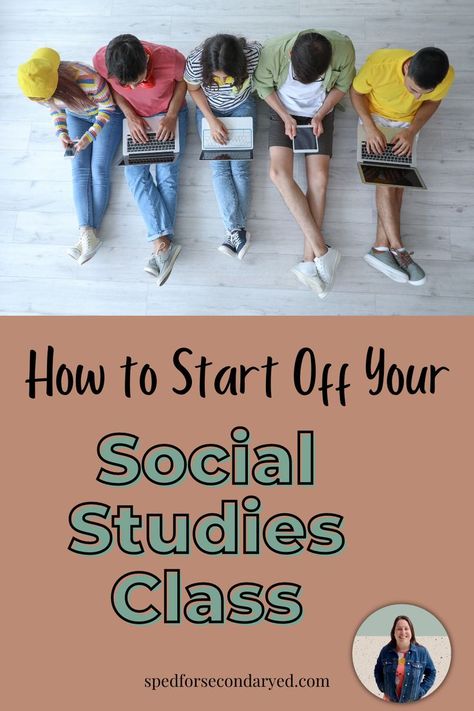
[124, 155, 175, 165]
[361, 142, 412, 164]
[127, 133, 175, 153]
[203, 129, 252, 149]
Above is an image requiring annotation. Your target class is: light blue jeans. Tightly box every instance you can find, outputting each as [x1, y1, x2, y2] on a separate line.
[66, 108, 123, 229]
[195, 95, 257, 233]
[124, 106, 188, 241]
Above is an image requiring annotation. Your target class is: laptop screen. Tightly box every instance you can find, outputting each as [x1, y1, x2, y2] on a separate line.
[359, 163, 425, 188]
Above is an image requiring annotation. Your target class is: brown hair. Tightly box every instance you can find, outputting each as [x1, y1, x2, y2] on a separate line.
[390, 616, 418, 647]
[40, 62, 95, 112]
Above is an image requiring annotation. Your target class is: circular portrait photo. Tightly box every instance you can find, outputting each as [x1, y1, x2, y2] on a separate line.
[352, 603, 451, 703]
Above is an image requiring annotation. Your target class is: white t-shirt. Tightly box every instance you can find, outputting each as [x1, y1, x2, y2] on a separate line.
[277, 63, 327, 117]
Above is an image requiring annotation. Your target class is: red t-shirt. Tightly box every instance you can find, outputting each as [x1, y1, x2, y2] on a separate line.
[93, 41, 186, 117]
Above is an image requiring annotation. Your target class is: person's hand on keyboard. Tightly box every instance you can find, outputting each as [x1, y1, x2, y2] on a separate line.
[156, 114, 177, 141]
[365, 124, 387, 154]
[392, 128, 414, 157]
[127, 110, 151, 144]
[209, 118, 229, 145]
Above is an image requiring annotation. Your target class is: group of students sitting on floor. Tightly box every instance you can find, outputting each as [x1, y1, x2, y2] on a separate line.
[18, 30, 454, 296]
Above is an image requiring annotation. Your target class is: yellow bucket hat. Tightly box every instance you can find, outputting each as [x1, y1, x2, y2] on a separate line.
[18, 48, 61, 99]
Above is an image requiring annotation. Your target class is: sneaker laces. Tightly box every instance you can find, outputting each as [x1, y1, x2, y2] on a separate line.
[228, 230, 243, 248]
[315, 256, 331, 281]
[80, 228, 96, 249]
[392, 249, 414, 268]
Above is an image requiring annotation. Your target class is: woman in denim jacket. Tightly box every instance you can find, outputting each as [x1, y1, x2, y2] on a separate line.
[374, 616, 436, 703]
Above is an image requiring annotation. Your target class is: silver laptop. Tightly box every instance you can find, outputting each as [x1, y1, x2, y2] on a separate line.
[117, 116, 180, 166]
[200, 116, 253, 161]
[357, 124, 426, 189]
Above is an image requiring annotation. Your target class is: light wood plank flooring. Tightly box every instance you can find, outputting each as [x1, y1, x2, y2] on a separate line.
[0, 0, 473, 315]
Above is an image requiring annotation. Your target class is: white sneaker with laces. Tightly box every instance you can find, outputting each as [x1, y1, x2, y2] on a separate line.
[314, 246, 341, 299]
[77, 227, 102, 265]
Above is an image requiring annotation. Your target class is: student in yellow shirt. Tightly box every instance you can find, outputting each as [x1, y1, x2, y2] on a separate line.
[351, 47, 454, 286]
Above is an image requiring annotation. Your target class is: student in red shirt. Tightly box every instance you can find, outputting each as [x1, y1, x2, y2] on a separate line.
[94, 35, 188, 285]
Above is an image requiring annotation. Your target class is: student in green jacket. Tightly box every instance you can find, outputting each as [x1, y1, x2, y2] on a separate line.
[254, 30, 355, 298]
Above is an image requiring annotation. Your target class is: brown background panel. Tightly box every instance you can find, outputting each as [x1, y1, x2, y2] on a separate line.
[1, 317, 471, 709]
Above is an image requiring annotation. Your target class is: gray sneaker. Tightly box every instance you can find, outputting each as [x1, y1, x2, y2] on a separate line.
[391, 249, 426, 286]
[364, 248, 409, 283]
[218, 229, 251, 260]
[144, 243, 182, 286]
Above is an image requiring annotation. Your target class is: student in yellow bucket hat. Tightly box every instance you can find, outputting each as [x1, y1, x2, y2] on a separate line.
[18, 49, 123, 265]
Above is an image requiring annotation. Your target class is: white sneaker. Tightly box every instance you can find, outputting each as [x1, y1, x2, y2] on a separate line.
[290, 262, 324, 293]
[77, 227, 102, 265]
[314, 246, 341, 299]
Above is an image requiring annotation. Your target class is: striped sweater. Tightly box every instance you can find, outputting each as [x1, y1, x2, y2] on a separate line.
[184, 41, 262, 111]
[50, 62, 115, 144]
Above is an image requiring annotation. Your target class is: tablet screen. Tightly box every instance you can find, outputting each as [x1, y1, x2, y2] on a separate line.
[293, 126, 319, 152]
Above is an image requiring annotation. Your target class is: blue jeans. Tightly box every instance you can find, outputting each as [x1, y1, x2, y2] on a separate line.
[195, 96, 257, 233]
[124, 106, 188, 242]
[66, 108, 123, 229]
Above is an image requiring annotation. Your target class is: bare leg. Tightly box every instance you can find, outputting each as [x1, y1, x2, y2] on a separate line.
[304, 154, 330, 260]
[269, 146, 327, 257]
[375, 186, 404, 250]
[152, 235, 171, 253]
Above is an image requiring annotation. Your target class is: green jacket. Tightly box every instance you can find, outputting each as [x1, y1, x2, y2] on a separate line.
[253, 29, 356, 99]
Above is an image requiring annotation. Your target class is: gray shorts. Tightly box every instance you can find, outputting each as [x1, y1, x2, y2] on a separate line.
[268, 109, 335, 156]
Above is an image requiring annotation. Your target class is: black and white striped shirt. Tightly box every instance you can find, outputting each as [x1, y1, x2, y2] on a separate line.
[184, 41, 262, 111]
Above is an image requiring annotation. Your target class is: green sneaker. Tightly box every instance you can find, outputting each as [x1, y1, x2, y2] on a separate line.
[391, 249, 426, 286]
[364, 248, 409, 283]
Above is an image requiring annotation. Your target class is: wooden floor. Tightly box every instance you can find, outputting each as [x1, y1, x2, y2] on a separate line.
[1, 0, 473, 315]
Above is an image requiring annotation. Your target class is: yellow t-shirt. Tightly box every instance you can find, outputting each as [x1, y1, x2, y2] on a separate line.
[353, 48, 455, 122]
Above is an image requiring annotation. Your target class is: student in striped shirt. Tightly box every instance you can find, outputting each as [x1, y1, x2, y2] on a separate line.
[18, 48, 122, 264]
[185, 35, 262, 258]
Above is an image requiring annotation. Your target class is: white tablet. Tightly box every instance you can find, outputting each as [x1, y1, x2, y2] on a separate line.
[292, 125, 319, 153]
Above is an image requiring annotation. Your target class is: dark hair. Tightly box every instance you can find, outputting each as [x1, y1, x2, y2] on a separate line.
[105, 34, 147, 84]
[201, 34, 248, 91]
[390, 616, 417, 647]
[407, 47, 449, 91]
[291, 32, 332, 84]
[39, 62, 95, 112]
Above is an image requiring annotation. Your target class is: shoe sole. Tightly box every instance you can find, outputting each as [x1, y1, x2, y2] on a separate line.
[67, 249, 81, 261]
[144, 265, 159, 278]
[77, 241, 102, 266]
[158, 245, 182, 286]
[408, 274, 427, 286]
[318, 250, 341, 299]
[218, 245, 236, 258]
[290, 267, 324, 294]
[364, 253, 409, 283]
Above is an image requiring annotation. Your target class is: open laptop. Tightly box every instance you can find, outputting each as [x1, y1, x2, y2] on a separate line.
[117, 116, 180, 166]
[200, 116, 253, 161]
[357, 124, 426, 189]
